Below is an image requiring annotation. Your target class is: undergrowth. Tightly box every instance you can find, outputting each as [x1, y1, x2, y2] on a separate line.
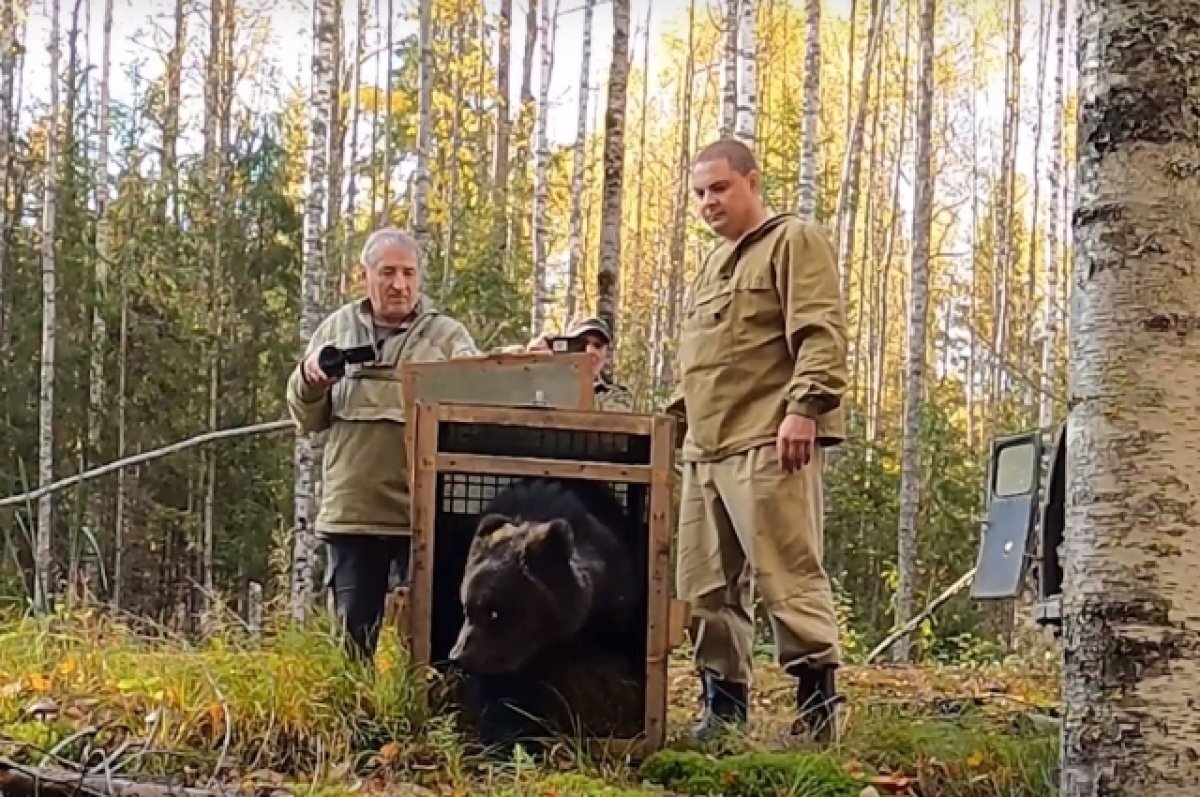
[0, 606, 1060, 796]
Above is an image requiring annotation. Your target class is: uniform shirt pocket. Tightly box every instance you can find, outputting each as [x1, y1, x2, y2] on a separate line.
[679, 287, 735, 370]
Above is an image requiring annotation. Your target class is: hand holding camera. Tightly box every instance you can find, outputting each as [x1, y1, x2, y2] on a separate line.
[302, 343, 376, 387]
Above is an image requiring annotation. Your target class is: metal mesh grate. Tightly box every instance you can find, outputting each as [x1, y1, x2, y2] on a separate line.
[438, 422, 650, 465]
[439, 472, 636, 519]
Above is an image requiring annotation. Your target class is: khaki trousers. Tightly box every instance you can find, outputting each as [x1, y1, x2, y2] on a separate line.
[675, 444, 841, 683]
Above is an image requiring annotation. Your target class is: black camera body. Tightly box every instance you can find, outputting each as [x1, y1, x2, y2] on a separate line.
[547, 335, 587, 354]
[318, 343, 376, 378]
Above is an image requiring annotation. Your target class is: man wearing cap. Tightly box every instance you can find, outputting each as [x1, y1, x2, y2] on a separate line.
[666, 139, 848, 745]
[527, 316, 634, 412]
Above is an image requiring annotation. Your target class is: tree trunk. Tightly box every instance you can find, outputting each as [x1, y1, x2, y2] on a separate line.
[0, 0, 20, 351]
[596, 0, 630, 349]
[1061, 1, 1200, 791]
[491, 0, 512, 268]
[796, 0, 820, 218]
[293, 0, 335, 621]
[564, 0, 595, 322]
[892, 0, 934, 664]
[36, 0, 62, 615]
[719, 0, 736, 137]
[1039, 0, 1067, 429]
[411, 0, 433, 248]
[530, 0, 556, 335]
[733, 0, 756, 145]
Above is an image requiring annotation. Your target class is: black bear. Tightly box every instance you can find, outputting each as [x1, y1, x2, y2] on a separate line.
[447, 477, 639, 675]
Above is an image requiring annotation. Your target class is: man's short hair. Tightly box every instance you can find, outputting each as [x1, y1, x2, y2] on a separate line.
[360, 227, 422, 269]
[692, 138, 759, 175]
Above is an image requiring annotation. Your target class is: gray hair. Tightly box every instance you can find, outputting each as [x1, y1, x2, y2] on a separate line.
[360, 227, 422, 269]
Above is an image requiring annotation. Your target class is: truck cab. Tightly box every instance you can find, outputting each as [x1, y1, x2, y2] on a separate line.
[969, 419, 1066, 630]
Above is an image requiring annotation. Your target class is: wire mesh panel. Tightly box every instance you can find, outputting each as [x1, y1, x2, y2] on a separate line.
[410, 406, 673, 753]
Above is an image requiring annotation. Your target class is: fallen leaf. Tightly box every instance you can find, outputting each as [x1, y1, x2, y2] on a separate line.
[966, 750, 984, 768]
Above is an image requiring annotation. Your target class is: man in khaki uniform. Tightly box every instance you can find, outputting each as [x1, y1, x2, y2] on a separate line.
[527, 315, 634, 412]
[667, 140, 848, 743]
[286, 227, 478, 663]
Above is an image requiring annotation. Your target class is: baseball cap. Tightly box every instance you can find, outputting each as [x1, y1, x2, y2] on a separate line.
[563, 316, 612, 344]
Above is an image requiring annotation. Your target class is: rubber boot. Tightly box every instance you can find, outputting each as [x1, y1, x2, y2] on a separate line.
[790, 666, 840, 745]
[692, 669, 748, 740]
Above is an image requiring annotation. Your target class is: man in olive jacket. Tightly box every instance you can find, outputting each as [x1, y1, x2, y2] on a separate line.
[286, 227, 478, 663]
[667, 140, 848, 744]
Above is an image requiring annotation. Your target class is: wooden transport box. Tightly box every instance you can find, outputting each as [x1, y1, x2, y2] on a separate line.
[398, 364, 686, 757]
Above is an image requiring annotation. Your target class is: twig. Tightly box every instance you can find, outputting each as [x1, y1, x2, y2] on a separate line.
[0, 756, 245, 797]
[863, 567, 978, 665]
[0, 420, 295, 509]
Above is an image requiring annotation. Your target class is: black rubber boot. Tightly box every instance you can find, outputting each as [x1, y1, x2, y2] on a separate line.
[692, 670, 748, 740]
[790, 666, 840, 744]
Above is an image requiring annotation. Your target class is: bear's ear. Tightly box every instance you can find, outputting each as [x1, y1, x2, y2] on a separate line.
[475, 513, 513, 539]
[523, 518, 573, 567]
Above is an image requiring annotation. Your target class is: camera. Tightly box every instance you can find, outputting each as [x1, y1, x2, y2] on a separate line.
[547, 335, 587, 354]
[318, 343, 376, 378]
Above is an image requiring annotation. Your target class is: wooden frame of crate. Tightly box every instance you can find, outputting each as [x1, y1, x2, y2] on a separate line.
[404, 398, 686, 758]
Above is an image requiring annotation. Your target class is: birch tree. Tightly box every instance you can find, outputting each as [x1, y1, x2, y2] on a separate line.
[293, 0, 335, 620]
[491, 0, 512, 266]
[796, 0, 820, 218]
[596, 0, 630, 345]
[36, 0, 63, 614]
[892, 0, 934, 664]
[719, 0, 736, 137]
[1040, 0, 1067, 429]
[411, 0, 433, 247]
[565, 0, 595, 321]
[1061, 0, 1200, 791]
[733, 0, 756, 144]
[530, 0, 556, 335]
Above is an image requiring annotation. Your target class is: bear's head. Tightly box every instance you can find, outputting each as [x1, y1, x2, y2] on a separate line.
[448, 512, 586, 674]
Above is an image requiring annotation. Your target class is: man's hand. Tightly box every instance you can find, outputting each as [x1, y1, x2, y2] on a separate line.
[777, 414, 816, 473]
[301, 350, 339, 389]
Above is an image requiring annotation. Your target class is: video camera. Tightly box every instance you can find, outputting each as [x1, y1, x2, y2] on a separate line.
[546, 335, 587, 354]
[318, 343, 376, 378]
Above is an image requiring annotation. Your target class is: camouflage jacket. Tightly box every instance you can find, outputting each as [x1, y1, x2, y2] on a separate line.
[285, 295, 479, 536]
[594, 379, 634, 412]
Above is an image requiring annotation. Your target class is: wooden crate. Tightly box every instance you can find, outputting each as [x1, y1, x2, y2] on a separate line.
[406, 400, 686, 758]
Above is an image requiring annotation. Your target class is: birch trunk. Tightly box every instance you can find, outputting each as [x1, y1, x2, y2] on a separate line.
[796, 0, 819, 218]
[1039, 0, 1067, 429]
[719, 0, 736, 137]
[293, 0, 335, 621]
[530, 0, 555, 335]
[85, 0, 114, 561]
[441, 1, 465, 298]
[892, 0, 934, 664]
[564, 0, 595, 321]
[733, 0, 755, 145]
[0, 0, 20, 349]
[596, 0, 630, 348]
[491, 0, 512, 266]
[411, 0, 432, 248]
[1061, 0, 1200, 790]
[36, 0, 62, 615]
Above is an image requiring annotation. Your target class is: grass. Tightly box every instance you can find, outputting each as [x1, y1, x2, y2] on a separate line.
[0, 605, 1061, 796]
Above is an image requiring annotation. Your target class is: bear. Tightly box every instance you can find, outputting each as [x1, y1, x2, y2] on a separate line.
[444, 477, 646, 748]
[447, 477, 640, 675]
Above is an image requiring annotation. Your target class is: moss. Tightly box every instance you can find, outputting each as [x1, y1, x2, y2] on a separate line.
[639, 749, 864, 797]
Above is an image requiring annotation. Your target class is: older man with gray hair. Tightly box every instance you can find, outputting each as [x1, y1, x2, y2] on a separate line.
[286, 226, 478, 664]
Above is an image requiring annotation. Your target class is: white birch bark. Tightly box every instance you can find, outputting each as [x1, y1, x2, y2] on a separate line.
[36, 0, 63, 614]
[292, 0, 335, 621]
[718, 0, 736, 137]
[564, 0, 595, 322]
[796, 0, 820, 218]
[1039, 0, 1067, 429]
[733, 0, 756, 145]
[411, 0, 432, 248]
[1061, 0, 1200, 790]
[530, 0, 555, 336]
[892, 0, 934, 664]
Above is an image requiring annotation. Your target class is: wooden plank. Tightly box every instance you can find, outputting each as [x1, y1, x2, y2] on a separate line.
[642, 413, 678, 754]
[400, 352, 595, 413]
[435, 453, 653, 484]
[436, 402, 657, 436]
[407, 403, 442, 667]
[667, 599, 692, 649]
